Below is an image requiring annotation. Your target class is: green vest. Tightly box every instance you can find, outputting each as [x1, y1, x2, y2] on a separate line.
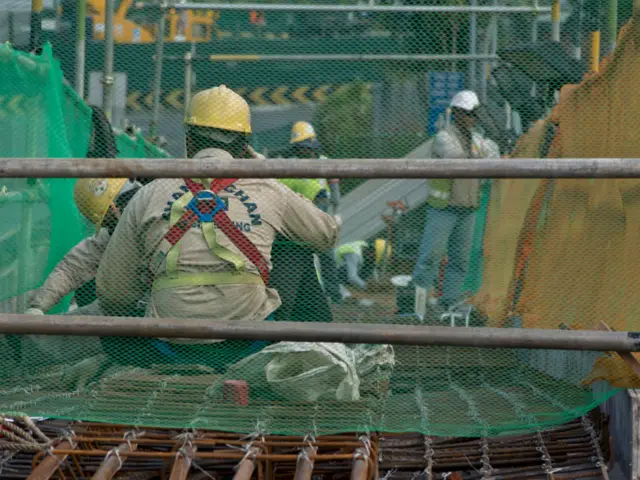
[280, 178, 329, 203]
[427, 179, 453, 209]
[336, 241, 368, 267]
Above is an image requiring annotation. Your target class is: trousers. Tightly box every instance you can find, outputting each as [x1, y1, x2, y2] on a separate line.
[412, 206, 476, 307]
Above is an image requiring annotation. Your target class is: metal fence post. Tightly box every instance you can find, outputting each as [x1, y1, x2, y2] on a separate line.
[76, 0, 87, 98]
[8, 12, 15, 45]
[102, 0, 115, 120]
[29, 0, 43, 51]
[590, 31, 601, 72]
[551, 0, 560, 42]
[151, 11, 166, 139]
[184, 47, 194, 120]
[16, 201, 33, 313]
[607, 0, 618, 53]
[469, 0, 478, 91]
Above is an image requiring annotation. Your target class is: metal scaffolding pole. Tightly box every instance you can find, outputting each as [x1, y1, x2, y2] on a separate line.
[0, 314, 638, 352]
[150, 12, 166, 139]
[164, 54, 500, 62]
[76, 0, 87, 98]
[183, 44, 195, 120]
[469, 0, 478, 91]
[29, 0, 43, 51]
[157, 2, 550, 13]
[552, 0, 561, 42]
[607, 0, 618, 53]
[2, 158, 640, 179]
[102, 0, 115, 120]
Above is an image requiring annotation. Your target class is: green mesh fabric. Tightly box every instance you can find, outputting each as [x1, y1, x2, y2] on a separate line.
[0, 1, 636, 440]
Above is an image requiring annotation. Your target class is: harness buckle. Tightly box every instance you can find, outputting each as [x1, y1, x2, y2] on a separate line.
[186, 190, 226, 222]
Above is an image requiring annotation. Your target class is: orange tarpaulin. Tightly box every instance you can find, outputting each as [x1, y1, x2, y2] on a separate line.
[476, 12, 640, 385]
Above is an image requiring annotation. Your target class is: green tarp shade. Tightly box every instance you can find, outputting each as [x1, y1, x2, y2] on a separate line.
[0, 42, 170, 313]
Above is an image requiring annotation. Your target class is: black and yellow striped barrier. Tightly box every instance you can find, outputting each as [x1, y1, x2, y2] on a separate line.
[126, 83, 372, 110]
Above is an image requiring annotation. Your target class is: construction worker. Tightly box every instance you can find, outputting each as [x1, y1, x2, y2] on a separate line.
[96, 86, 339, 371]
[270, 121, 343, 325]
[336, 241, 375, 291]
[25, 178, 142, 316]
[412, 90, 497, 315]
[335, 239, 390, 300]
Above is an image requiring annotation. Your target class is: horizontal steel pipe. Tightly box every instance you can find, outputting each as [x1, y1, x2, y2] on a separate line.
[3, 158, 640, 179]
[177, 54, 500, 62]
[0, 315, 639, 351]
[163, 3, 550, 14]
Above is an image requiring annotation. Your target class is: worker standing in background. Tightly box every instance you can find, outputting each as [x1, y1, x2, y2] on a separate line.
[412, 90, 498, 317]
[272, 121, 343, 322]
[25, 178, 142, 316]
[96, 86, 339, 371]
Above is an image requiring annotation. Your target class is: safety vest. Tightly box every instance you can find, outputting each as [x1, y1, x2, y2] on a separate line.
[150, 178, 269, 292]
[279, 178, 329, 203]
[336, 241, 368, 267]
[427, 132, 485, 209]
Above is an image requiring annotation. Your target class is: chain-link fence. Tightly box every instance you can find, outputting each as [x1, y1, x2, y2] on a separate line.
[1, 0, 640, 438]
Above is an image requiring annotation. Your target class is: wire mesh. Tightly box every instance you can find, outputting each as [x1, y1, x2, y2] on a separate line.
[0, 0, 639, 438]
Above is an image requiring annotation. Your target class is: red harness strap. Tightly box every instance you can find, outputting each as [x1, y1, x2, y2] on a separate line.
[160, 178, 270, 285]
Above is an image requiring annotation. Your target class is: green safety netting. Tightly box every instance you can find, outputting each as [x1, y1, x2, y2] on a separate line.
[1, 2, 637, 439]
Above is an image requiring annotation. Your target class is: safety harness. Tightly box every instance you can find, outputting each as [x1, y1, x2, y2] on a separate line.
[150, 178, 270, 292]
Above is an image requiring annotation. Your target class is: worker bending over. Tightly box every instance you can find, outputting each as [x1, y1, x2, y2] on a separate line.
[26, 179, 141, 316]
[96, 86, 339, 371]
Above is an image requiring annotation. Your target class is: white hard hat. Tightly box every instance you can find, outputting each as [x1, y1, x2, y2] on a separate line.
[450, 90, 480, 112]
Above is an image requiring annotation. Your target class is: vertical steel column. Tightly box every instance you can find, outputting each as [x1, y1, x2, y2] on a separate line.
[76, 0, 87, 98]
[469, 0, 478, 91]
[151, 12, 166, 139]
[590, 31, 601, 72]
[29, 0, 43, 51]
[607, 0, 618, 53]
[183, 45, 195, 120]
[573, 0, 584, 59]
[102, 0, 115, 120]
[8, 12, 15, 45]
[551, 0, 560, 42]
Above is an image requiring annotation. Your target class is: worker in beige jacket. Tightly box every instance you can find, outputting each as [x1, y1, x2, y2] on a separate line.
[96, 85, 339, 371]
[26, 178, 142, 315]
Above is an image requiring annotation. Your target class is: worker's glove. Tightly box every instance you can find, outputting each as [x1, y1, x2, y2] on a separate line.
[333, 214, 342, 228]
[25, 308, 44, 315]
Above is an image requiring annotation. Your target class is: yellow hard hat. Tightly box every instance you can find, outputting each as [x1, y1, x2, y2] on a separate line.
[74, 178, 128, 229]
[375, 238, 392, 264]
[290, 121, 317, 144]
[185, 85, 251, 134]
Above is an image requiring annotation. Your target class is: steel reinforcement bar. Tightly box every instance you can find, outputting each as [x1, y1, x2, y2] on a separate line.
[0, 315, 639, 352]
[2, 158, 640, 179]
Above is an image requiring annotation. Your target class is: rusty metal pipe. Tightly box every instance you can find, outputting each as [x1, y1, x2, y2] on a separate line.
[294, 446, 317, 480]
[27, 440, 74, 480]
[92, 434, 140, 480]
[4, 157, 640, 179]
[233, 446, 261, 480]
[2, 314, 640, 352]
[169, 444, 196, 480]
[350, 447, 369, 480]
[42, 449, 356, 461]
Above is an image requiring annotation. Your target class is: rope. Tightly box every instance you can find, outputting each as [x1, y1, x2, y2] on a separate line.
[0, 440, 47, 452]
[18, 416, 51, 444]
[0, 417, 39, 444]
